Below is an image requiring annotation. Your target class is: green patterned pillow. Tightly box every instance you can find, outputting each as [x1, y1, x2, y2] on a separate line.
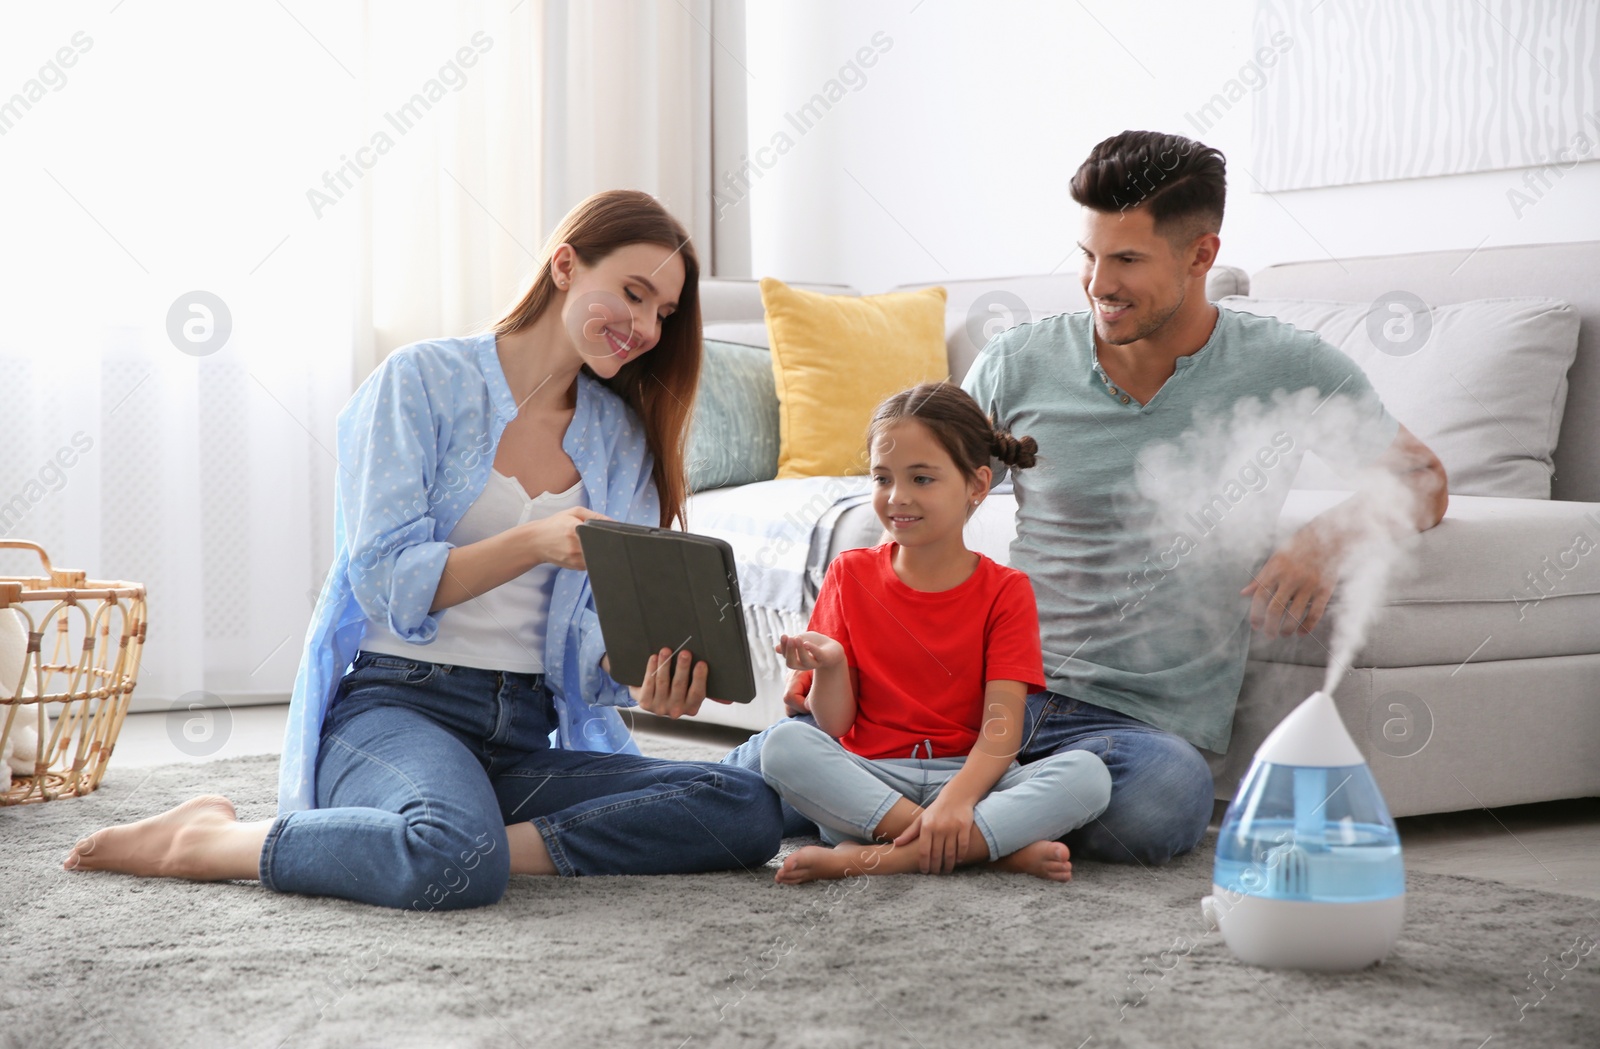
[687, 339, 782, 492]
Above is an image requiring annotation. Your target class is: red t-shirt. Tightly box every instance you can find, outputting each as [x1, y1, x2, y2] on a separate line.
[802, 542, 1045, 760]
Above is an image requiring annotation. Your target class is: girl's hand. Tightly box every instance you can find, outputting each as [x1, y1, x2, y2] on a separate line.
[781, 668, 812, 716]
[526, 506, 612, 571]
[774, 632, 843, 671]
[893, 793, 977, 875]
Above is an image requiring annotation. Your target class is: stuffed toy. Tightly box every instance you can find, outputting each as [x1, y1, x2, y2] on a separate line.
[0, 608, 45, 793]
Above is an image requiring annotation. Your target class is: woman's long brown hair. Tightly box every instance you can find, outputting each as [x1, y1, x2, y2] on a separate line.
[491, 190, 701, 530]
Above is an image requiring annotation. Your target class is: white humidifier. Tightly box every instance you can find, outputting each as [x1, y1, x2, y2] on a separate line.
[1202, 690, 1405, 971]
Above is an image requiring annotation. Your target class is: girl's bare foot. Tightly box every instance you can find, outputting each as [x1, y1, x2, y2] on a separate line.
[987, 840, 1073, 882]
[775, 837, 1073, 885]
[63, 794, 269, 881]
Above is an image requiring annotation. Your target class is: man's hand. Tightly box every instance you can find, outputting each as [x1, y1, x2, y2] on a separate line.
[1241, 424, 1448, 639]
[892, 793, 978, 874]
[1382, 423, 1449, 531]
[774, 632, 844, 671]
[1241, 524, 1336, 638]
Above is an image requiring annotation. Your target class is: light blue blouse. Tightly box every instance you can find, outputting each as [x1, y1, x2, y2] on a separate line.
[277, 332, 653, 813]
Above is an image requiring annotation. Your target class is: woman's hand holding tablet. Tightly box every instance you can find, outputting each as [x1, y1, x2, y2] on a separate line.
[600, 649, 735, 717]
[527, 506, 612, 571]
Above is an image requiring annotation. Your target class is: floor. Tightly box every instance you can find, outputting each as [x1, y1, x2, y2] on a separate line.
[104, 703, 1600, 902]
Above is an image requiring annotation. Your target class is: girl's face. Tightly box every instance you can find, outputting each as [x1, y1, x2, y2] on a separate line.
[870, 419, 990, 547]
[551, 241, 686, 377]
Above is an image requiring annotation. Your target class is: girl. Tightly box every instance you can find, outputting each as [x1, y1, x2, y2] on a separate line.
[759, 382, 1112, 884]
[63, 190, 781, 909]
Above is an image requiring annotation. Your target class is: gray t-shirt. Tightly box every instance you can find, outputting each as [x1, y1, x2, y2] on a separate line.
[961, 306, 1398, 753]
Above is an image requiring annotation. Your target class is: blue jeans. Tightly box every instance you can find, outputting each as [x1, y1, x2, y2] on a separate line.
[758, 719, 1111, 859]
[259, 652, 783, 910]
[722, 690, 1213, 865]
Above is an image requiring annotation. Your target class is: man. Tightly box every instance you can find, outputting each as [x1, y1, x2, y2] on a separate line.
[724, 130, 1448, 865]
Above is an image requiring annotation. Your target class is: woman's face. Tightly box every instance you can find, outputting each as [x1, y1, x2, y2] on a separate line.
[552, 241, 686, 376]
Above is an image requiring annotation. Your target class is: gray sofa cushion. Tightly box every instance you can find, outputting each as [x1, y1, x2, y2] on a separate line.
[1221, 295, 1581, 500]
[700, 279, 860, 351]
[1249, 490, 1600, 667]
[1247, 241, 1600, 503]
[700, 321, 775, 348]
[1220, 652, 1600, 815]
[686, 339, 782, 493]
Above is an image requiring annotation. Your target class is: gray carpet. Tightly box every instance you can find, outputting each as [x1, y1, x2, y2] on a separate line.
[2, 738, 1596, 1049]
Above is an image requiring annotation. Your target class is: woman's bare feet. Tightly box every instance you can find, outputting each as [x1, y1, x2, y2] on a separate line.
[775, 841, 890, 884]
[63, 794, 270, 881]
[987, 840, 1072, 882]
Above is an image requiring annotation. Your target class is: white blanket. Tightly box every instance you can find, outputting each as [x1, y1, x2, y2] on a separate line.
[684, 476, 874, 679]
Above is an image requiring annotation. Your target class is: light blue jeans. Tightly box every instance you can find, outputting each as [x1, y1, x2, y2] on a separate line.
[755, 719, 1111, 861]
[259, 651, 783, 910]
[723, 691, 1214, 865]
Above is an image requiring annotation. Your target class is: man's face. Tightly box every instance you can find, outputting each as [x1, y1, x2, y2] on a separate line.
[1077, 206, 1192, 347]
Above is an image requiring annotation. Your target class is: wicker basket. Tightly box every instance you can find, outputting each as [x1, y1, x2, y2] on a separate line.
[0, 540, 147, 805]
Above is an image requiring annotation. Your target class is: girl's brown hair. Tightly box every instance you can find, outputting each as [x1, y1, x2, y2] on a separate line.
[491, 190, 701, 530]
[868, 381, 1038, 507]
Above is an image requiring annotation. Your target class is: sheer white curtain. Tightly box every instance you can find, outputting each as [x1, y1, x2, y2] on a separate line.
[0, 3, 360, 713]
[1, 1, 726, 714]
[360, 0, 719, 368]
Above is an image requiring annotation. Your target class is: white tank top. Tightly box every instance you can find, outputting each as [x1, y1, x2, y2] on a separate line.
[359, 469, 587, 673]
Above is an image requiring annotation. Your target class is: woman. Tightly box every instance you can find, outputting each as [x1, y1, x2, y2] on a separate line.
[64, 190, 783, 909]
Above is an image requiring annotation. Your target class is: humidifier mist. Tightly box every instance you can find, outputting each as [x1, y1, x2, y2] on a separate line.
[1203, 691, 1406, 971]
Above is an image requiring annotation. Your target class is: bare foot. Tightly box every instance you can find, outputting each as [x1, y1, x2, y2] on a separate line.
[775, 842, 891, 884]
[987, 840, 1073, 882]
[63, 794, 264, 881]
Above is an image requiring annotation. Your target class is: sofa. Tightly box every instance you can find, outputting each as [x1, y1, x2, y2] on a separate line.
[677, 242, 1600, 819]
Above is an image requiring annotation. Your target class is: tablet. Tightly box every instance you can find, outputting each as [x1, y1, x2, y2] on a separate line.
[576, 519, 757, 703]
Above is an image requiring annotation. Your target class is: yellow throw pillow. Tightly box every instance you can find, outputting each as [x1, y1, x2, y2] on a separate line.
[759, 278, 949, 479]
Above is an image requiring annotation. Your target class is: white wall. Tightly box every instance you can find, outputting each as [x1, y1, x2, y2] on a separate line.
[740, 0, 1600, 292]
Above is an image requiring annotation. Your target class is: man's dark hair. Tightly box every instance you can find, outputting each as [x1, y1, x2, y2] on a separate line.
[1069, 131, 1227, 249]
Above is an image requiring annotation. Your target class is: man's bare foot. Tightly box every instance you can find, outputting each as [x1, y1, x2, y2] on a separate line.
[775, 842, 893, 884]
[63, 794, 267, 881]
[987, 840, 1072, 882]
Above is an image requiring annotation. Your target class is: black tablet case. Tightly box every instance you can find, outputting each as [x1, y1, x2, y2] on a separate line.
[576, 520, 757, 703]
